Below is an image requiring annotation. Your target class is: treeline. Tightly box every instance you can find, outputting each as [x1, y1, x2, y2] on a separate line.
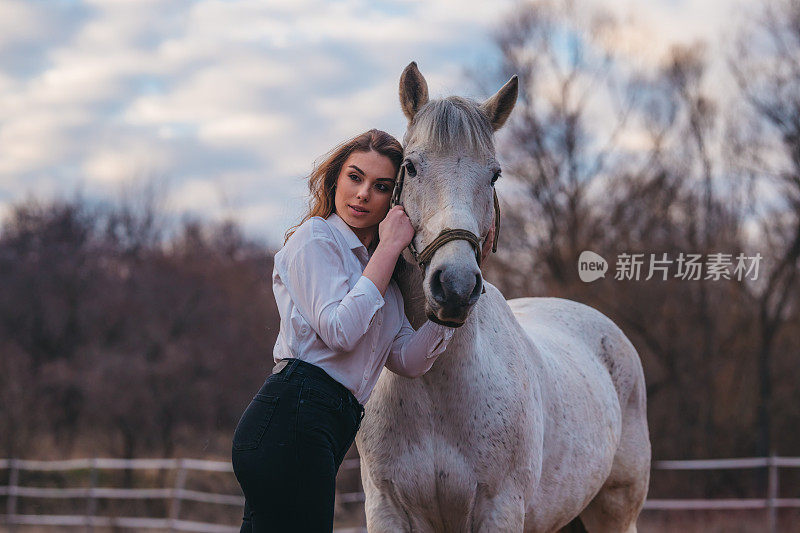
[0, 190, 280, 460]
[481, 0, 800, 491]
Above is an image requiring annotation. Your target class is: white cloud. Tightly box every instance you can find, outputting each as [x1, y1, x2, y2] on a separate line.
[315, 79, 401, 136]
[166, 177, 225, 214]
[1, 0, 755, 248]
[587, 0, 762, 67]
[198, 114, 292, 146]
[83, 142, 174, 187]
[0, 110, 91, 174]
[0, 1, 44, 48]
[234, 200, 302, 243]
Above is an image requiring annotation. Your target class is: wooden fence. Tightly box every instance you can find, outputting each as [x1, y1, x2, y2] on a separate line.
[646, 456, 800, 533]
[1, 456, 799, 532]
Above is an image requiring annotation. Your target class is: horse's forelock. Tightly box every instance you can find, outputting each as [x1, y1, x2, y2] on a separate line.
[403, 96, 494, 156]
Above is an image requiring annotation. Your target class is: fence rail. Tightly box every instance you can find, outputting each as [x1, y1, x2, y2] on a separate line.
[644, 456, 800, 533]
[1, 456, 798, 532]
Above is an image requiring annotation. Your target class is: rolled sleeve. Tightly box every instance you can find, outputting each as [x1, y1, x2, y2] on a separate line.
[385, 318, 455, 378]
[354, 275, 385, 309]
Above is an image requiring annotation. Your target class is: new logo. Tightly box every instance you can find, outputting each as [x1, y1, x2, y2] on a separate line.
[578, 251, 608, 282]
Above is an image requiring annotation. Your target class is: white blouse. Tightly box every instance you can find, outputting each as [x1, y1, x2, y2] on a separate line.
[272, 212, 455, 404]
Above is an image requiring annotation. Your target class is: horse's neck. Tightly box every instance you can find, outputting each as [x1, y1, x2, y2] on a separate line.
[395, 258, 429, 329]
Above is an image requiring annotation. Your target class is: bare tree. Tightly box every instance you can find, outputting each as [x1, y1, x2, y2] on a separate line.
[0, 186, 279, 462]
[481, 0, 644, 295]
[482, 1, 787, 480]
[729, 0, 800, 458]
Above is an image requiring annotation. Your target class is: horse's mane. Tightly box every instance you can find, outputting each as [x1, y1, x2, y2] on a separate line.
[403, 96, 494, 156]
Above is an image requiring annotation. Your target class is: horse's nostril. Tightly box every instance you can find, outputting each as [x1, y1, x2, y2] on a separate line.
[468, 274, 482, 305]
[430, 269, 482, 308]
[430, 268, 446, 304]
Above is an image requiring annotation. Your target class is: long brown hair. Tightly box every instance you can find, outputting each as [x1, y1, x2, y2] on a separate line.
[284, 129, 403, 244]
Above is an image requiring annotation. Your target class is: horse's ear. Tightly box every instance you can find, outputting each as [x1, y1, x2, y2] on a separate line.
[399, 62, 429, 122]
[480, 75, 518, 131]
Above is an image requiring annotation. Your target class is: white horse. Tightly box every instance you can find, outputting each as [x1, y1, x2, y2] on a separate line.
[355, 63, 651, 532]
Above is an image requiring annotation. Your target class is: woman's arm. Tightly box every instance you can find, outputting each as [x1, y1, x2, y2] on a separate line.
[275, 207, 415, 353]
[385, 319, 454, 378]
[275, 233, 385, 353]
[362, 205, 414, 295]
[362, 242, 402, 297]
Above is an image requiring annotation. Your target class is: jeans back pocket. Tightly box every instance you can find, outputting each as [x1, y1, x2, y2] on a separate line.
[233, 394, 280, 451]
[306, 386, 343, 413]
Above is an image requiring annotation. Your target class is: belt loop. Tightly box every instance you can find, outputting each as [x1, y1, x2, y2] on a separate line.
[283, 358, 300, 380]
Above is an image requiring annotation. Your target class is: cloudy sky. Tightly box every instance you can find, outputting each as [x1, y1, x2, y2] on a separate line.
[0, 0, 751, 247]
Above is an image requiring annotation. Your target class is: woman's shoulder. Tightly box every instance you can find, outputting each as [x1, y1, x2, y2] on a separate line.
[280, 216, 341, 255]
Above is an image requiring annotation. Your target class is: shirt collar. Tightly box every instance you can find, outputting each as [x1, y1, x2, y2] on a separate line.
[326, 212, 369, 252]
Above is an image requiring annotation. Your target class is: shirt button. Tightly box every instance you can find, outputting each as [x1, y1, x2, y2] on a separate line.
[363, 375, 368, 381]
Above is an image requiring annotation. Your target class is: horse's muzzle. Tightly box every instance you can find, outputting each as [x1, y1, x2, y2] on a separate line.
[425, 266, 482, 327]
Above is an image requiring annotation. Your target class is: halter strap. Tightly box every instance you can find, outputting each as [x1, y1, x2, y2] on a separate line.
[390, 164, 405, 208]
[417, 228, 482, 267]
[390, 163, 500, 268]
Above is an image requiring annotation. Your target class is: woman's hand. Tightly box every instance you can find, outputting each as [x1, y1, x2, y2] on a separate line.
[378, 205, 415, 254]
[364, 206, 414, 295]
[481, 220, 495, 264]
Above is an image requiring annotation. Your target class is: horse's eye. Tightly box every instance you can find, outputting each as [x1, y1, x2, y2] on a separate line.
[491, 170, 501, 185]
[404, 160, 417, 178]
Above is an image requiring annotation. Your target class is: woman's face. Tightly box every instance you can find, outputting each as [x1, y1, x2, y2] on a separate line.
[334, 149, 397, 233]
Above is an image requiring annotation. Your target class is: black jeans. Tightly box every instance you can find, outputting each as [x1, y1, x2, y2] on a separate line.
[231, 358, 366, 533]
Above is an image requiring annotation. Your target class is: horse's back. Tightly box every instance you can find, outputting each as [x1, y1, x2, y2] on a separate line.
[507, 296, 645, 409]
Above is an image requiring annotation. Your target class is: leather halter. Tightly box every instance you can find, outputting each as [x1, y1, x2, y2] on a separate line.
[390, 163, 501, 268]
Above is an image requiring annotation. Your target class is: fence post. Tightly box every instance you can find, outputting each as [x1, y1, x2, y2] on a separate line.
[6, 458, 18, 533]
[85, 457, 98, 533]
[169, 458, 187, 531]
[767, 454, 778, 533]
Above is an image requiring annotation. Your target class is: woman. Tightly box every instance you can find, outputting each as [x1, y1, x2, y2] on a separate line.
[231, 129, 493, 532]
